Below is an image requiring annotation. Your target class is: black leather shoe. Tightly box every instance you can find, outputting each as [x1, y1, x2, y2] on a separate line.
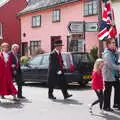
[49, 95, 56, 99]
[1, 96, 5, 99]
[113, 104, 119, 108]
[18, 96, 26, 99]
[103, 108, 114, 112]
[64, 94, 72, 99]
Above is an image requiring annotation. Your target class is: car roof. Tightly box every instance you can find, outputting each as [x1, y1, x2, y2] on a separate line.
[32, 52, 89, 59]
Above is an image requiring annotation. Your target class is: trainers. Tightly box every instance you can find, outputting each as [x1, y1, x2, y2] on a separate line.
[100, 109, 104, 114]
[88, 104, 92, 113]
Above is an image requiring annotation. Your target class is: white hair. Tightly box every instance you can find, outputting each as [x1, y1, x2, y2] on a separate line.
[11, 44, 19, 49]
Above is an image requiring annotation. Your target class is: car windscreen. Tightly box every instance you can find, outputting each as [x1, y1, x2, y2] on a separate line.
[27, 55, 43, 66]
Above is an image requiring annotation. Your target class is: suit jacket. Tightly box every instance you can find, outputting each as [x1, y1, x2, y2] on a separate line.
[47, 50, 65, 87]
[9, 51, 22, 84]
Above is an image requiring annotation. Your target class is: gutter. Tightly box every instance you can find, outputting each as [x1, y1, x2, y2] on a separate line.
[17, 0, 80, 17]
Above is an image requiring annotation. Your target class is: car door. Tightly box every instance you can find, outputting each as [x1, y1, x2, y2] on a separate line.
[38, 54, 49, 81]
[21, 55, 43, 82]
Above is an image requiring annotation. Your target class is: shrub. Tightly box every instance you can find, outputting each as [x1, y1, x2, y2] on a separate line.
[90, 47, 98, 62]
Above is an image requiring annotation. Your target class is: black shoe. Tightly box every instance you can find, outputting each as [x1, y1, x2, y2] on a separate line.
[103, 108, 114, 112]
[113, 104, 119, 108]
[117, 107, 120, 110]
[48, 95, 56, 99]
[1, 96, 5, 99]
[18, 96, 26, 99]
[64, 94, 72, 99]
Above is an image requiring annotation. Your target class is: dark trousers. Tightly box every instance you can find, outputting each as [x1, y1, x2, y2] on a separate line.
[103, 81, 120, 109]
[48, 74, 68, 97]
[15, 72, 23, 97]
[92, 90, 104, 109]
[113, 80, 120, 106]
[104, 81, 113, 109]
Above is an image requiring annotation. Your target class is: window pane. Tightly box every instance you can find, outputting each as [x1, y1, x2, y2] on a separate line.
[32, 16, 41, 27]
[32, 17, 36, 26]
[41, 55, 49, 65]
[52, 10, 60, 21]
[88, 4, 93, 15]
[36, 16, 40, 26]
[29, 55, 42, 66]
[84, 0, 97, 16]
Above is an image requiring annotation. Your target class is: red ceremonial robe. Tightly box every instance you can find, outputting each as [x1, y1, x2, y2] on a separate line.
[0, 52, 18, 95]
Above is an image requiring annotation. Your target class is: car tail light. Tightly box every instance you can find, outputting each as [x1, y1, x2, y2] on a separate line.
[70, 64, 74, 72]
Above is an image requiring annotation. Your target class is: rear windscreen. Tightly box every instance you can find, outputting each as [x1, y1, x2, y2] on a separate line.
[72, 53, 91, 63]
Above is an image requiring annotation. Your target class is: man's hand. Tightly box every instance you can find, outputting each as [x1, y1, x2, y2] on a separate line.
[57, 70, 62, 75]
[11, 64, 16, 68]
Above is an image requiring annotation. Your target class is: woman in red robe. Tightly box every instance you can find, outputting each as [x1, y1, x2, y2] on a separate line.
[0, 42, 18, 100]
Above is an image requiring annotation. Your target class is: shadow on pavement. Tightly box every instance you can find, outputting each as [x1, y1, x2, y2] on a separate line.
[24, 82, 91, 91]
[0, 98, 32, 109]
[91, 111, 120, 120]
[51, 98, 83, 105]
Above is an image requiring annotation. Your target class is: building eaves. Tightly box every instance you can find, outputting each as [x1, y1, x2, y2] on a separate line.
[17, 0, 80, 16]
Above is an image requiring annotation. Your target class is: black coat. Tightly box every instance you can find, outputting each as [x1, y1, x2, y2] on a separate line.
[48, 50, 66, 88]
[9, 52, 22, 85]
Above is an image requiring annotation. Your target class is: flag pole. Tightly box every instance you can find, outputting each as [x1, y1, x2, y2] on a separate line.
[98, 0, 104, 57]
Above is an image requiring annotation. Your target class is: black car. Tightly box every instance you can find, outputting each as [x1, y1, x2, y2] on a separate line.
[21, 52, 94, 86]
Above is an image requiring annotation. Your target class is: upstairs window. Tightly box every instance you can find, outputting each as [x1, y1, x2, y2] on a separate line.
[0, 23, 3, 39]
[84, 0, 98, 16]
[32, 15, 41, 27]
[52, 9, 60, 22]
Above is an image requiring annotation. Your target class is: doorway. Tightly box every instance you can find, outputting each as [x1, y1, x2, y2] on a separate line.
[21, 42, 28, 56]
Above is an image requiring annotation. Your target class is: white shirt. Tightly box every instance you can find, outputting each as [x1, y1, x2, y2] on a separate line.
[54, 49, 60, 54]
[3, 52, 9, 63]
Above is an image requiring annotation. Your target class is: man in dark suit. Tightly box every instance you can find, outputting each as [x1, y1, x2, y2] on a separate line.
[10, 44, 25, 99]
[48, 40, 72, 99]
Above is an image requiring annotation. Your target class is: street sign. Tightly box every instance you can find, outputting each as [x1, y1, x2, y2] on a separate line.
[68, 22, 84, 33]
[85, 22, 98, 32]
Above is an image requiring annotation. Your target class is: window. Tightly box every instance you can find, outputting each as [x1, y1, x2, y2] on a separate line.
[32, 15, 41, 27]
[30, 41, 41, 55]
[84, 0, 98, 16]
[52, 9, 60, 22]
[29, 55, 42, 66]
[0, 23, 3, 39]
[68, 39, 85, 52]
[41, 55, 49, 65]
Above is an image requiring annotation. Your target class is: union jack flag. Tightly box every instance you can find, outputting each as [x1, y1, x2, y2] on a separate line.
[97, 0, 117, 41]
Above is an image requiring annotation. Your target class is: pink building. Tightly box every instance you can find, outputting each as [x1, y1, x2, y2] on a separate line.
[18, 0, 100, 56]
